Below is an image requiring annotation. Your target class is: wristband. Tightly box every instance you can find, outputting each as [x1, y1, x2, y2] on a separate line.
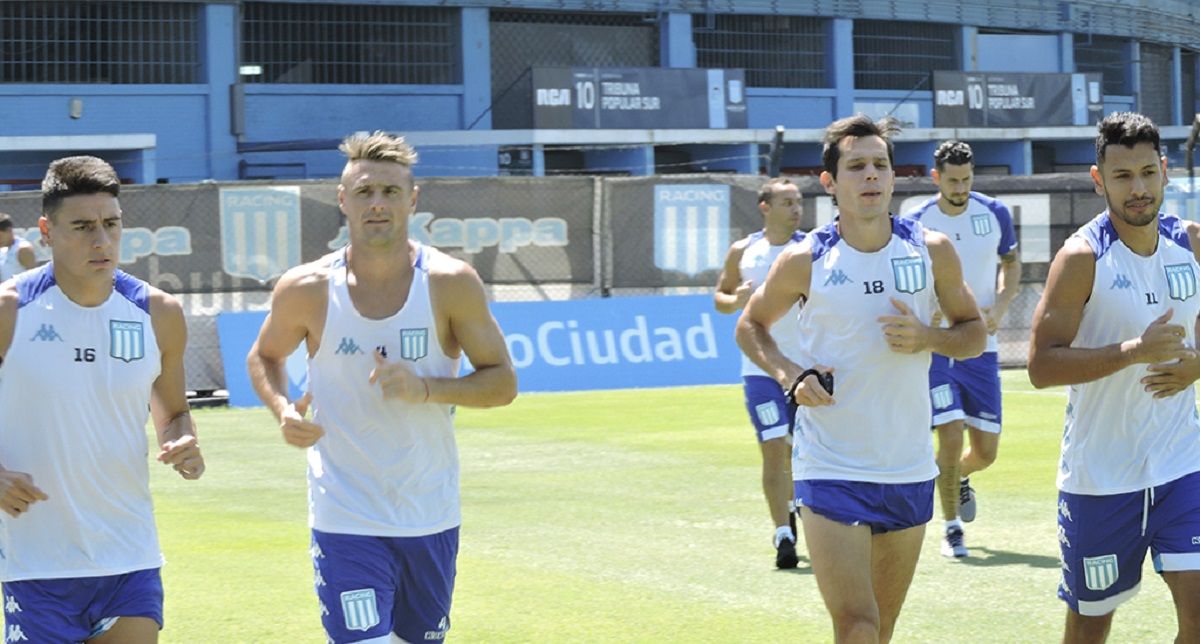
[787, 368, 834, 401]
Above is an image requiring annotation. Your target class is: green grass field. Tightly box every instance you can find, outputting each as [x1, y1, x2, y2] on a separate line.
[151, 371, 1181, 642]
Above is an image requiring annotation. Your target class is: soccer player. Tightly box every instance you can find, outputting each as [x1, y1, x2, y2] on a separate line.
[714, 177, 806, 569]
[0, 156, 205, 642]
[1029, 112, 1200, 642]
[737, 115, 985, 642]
[0, 213, 36, 281]
[246, 131, 517, 643]
[904, 141, 1020, 558]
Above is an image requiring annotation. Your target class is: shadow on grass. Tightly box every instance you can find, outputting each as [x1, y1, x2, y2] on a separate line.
[955, 547, 1060, 569]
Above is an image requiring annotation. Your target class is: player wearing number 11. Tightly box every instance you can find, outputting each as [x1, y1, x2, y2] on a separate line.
[737, 114, 984, 642]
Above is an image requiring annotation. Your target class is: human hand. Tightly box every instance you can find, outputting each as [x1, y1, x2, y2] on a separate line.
[369, 350, 428, 403]
[1130, 309, 1187, 365]
[785, 365, 836, 407]
[733, 280, 754, 309]
[159, 434, 205, 480]
[280, 392, 324, 448]
[0, 469, 48, 518]
[1142, 347, 1200, 398]
[878, 298, 929, 354]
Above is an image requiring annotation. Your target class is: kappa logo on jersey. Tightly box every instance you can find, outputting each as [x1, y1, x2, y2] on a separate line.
[29, 324, 63, 342]
[970, 214, 992, 236]
[891, 257, 927, 294]
[335, 337, 364, 355]
[1164, 263, 1197, 301]
[1083, 554, 1119, 591]
[931, 384, 953, 410]
[109, 320, 145, 362]
[755, 401, 781, 426]
[1058, 499, 1073, 522]
[424, 616, 450, 640]
[219, 186, 302, 282]
[5, 625, 26, 642]
[1110, 274, 1133, 290]
[653, 184, 730, 276]
[823, 269, 852, 286]
[400, 328, 429, 362]
[3, 595, 19, 614]
[340, 588, 381, 632]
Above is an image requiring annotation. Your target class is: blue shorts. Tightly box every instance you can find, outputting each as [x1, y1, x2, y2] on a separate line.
[742, 375, 797, 443]
[313, 527, 458, 643]
[795, 479, 935, 535]
[929, 352, 1002, 433]
[2, 568, 163, 642]
[1058, 470, 1200, 616]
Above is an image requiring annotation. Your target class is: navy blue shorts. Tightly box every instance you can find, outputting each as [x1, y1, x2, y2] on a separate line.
[1058, 471, 1200, 616]
[795, 479, 935, 534]
[2, 568, 163, 642]
[312, 527, 458, 643]
[742, 375, 797, 443]
[929, 352, 1002, 433]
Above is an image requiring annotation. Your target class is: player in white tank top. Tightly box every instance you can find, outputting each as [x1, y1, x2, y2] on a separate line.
[737, 116, 985, 642]
[1029, 113, 1200, 640]
[0, 214, 36, 282]
[903, 141, 1022, 557]
[247, 132, 516, 643]
[714, 178, 805, 568]
[0, 156, 203, 643]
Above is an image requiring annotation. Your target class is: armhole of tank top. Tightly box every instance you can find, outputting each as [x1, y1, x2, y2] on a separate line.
[311, 264, 344, 362]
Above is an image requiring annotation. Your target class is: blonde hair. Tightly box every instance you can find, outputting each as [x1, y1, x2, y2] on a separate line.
[338, 130, 418, 167]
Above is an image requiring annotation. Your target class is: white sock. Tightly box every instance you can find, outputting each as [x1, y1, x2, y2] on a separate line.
[945, 518, 963, 531]
[774, 525, 795, 547]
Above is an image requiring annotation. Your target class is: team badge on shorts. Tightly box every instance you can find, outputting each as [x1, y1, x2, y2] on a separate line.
[109, 320, 145, 362]
[1083, 554, 1119, 591]
[1164, 263, 1197, 301]
[931, 384, 953, 410]
[400, 328, 428, 362]
[891, 257, 927, 294]
[340, 588, 381, 632]
[755, 401, 780, 426]
[971, 214, 992, 236]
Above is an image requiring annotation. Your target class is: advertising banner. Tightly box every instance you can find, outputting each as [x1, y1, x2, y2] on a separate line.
[933, 71, 1103, 127]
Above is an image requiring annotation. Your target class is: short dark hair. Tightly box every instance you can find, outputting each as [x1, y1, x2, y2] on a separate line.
[934, 140, 973, 170]
[42, 156, 120, 218]
[1095, 112, 1160, 165]
[0, 213, 11, 231]
[822, 114, 900, 178]
[757, 177, 796, 205]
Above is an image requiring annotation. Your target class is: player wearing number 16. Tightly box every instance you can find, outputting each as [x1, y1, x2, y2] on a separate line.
[0, 156, 205, 643]
[737, 115, 985, 643]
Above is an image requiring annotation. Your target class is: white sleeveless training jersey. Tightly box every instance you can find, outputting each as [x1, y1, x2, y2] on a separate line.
[738, 230, 806, 377]
[306, 244, 462, 537]
[0, 240, 27, 282]
[0, 264, 163, 581]
[793, 218, 940, 484]
[905, 192, 1017, 353]
[1059, 212, 1200, 495]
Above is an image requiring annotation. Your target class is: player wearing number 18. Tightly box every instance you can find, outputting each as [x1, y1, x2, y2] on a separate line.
[737, 114, 985, 642]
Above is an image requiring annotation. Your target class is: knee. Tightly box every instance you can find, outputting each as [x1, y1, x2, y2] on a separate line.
[830, 609, 880, 640]
[974, 443, 999, 467]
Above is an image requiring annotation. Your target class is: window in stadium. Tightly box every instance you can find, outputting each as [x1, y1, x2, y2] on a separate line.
[0, 1, 199, 84]
[853, 20, 958, 91]
[693, 14, 827, 89]
[241, 3, 461, 84]
[1073, 35, 1132, 97]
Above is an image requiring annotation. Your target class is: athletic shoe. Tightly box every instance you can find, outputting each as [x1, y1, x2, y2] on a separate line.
[941, 526, 968, 558]
[959, 478, 977, 523]
[775, 536, 799, 569]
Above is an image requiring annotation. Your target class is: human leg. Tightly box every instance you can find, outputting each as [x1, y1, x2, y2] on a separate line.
[800, 507, 879, 643]
[871, 525, 926, 643]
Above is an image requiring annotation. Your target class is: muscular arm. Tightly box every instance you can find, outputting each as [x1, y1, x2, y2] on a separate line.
[735, 244, 810, 387]
[428, 266, 517, 408]
[713, 240, 751, 314]
[1028, 237, 1187, 388]
[149, 289, 204, 479]
[989, 249, 1021, 331]
[926, 232, 987, 358]
[246, 266, 324, 421]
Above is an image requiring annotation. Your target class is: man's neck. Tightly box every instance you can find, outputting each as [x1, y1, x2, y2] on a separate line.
[937, 197, 968, 216]
[346, 239, 414, 282]
[763, 226, 795, 246]
[1110, 213, 1159, 257]
[838, 213, 892, 253]
[54, 269, 114, 308]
